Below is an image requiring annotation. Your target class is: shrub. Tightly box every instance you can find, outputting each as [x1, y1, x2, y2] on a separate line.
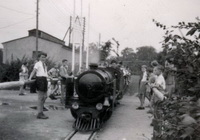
[0, 56, 56, 82]
[153, 18, 200, 140]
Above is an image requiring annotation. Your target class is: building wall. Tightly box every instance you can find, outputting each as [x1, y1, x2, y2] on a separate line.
[3, 37, 35, 63]
[0, 49, 3, 63]
[3, 36, 80, 65]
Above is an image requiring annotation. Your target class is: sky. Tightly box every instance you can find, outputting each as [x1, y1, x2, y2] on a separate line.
[0, 0, 199, 54]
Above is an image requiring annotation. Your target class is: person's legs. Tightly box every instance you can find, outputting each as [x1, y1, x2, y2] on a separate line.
[37, 91, 48, 119]
[38, 91, 43, 113]
[52, 84, 58, 95]
[137, 82, 146, 110]
[36, 77, 48, 119]
[49, 83, 58, 100]
[19, 85, 24, 95]
[141, 93, 145, 107]
[61, 84, 66, 105]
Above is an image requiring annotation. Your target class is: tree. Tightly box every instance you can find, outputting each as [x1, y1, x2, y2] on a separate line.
[136, 46, 158, 61]
[121, 47, 134, 58]
[100, 40, 112, 61]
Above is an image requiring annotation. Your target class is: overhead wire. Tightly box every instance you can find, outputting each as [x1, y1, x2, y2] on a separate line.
[47, 0, 70, 18]
[51, 0, 72, 16]
[0, 16, 35, 30]
[40, 1, 69, 27]
[0, 5, 34, 16]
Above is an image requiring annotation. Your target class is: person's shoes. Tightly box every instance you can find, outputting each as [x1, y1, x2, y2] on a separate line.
[37, 113, 49, 119]
[19, 93, 25, 96]
[49, 94, 57, 100]
[136, 107, 145, 110]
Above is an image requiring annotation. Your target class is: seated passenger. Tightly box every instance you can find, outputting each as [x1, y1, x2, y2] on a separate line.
[48, 64, 60, 100]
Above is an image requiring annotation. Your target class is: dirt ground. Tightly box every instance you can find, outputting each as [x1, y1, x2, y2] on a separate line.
[0, 76, 153, 140]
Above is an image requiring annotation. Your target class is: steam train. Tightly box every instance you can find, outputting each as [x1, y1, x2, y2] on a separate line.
[65, 64, 129, 131]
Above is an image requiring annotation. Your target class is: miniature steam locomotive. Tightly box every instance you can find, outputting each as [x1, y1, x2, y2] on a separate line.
[65, 64, 128, 131]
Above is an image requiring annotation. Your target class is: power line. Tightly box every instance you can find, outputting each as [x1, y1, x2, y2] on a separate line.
[0, 5, 34, 16]
[0, 16, 35, 30]
[46, 0, 70, 18]
[40, 3, 69, 27]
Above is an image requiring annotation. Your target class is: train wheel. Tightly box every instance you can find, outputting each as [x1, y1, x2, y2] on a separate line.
[70, 109, 78, 119]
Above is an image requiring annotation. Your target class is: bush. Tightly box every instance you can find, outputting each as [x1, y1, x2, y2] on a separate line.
[0, 56, 56, 82]
[153, 18, 200, 140]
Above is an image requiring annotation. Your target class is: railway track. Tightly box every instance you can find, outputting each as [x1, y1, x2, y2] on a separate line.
[64, 130, 97, 140]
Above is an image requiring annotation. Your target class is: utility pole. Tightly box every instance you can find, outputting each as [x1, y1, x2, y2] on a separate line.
[69, 16, 72, 47]
[36, 0, 39, 58]
[72, 0, 76, 73]
[79, 0, 83, 71]
[99, 33, 101, 48]
[86, 4, 90, 69]
[80, 17, 85, 70]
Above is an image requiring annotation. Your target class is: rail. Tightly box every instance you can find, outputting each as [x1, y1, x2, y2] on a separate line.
[64, 130, 97, 140]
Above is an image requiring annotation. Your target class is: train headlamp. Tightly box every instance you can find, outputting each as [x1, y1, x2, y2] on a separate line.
[96, 103, 103, 110]
[72, 102, 79, 110]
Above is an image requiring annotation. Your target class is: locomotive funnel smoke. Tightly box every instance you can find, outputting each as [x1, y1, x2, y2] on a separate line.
[89, 49, 100, 64]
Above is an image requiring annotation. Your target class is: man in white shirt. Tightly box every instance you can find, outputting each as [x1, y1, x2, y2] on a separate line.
[29, 52, 49, 119]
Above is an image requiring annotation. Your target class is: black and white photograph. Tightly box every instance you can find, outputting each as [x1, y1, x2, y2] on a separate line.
[0, 0, 200, 140]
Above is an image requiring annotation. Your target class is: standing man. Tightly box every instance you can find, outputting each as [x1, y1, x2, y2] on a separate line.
[29, 52, 49, 119]
[59, 59, 73, 105]
[137, 65, 148, 110]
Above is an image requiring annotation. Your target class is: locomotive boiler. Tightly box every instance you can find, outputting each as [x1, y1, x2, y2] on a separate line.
[65, 64, 127, 131]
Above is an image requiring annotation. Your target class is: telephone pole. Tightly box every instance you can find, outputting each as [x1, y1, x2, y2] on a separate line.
[80, 17, 85, 70]
[86, 4, 90, 69]
[36, 0, 39, 58]
[99, 33, 101, 48]
[69, 16, 72, 47]
[72, 0, 76, 73]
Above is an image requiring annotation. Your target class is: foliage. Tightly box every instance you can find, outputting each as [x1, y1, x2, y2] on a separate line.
[120, 46, 159, 75]
[0, 56, 56, 82]
[121, 47, 135, 58]
[154, 97, 200, 140]
[136, 46, 158, 61]
[152, 18, 200, 140]
[100, 40, 112, 61]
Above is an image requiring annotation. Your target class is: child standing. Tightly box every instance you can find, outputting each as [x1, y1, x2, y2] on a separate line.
[149, 65, 166, 126]
[137, 65, 148, 110]
[19, 62, 29, 95]
[150, 65, 166, 102]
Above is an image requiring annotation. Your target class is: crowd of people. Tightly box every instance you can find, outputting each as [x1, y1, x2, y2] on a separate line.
[17, 50, 175, 121]
[137, 58, 176, 126]
[18, 52, 74, 119]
